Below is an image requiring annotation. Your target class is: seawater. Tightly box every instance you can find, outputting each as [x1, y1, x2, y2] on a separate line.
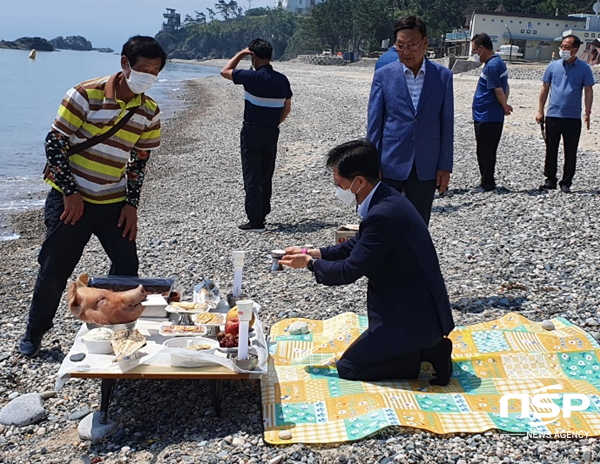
[0, 48, 219, 240]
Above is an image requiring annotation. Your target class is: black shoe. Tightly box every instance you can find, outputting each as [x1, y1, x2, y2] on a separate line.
[560, 184, 571, 194]
[238, 222, 265, 233]
[421, 338, 453, 386]
[19, 329, 45, 357]
[473, 184, 496, 193]
[539, 181, 557, 190]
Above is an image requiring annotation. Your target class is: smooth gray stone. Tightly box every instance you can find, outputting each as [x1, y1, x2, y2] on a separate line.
[541, 320, 556, 331]
[77, 411, 116, 443]
[0, 393, 46, 426]
[68, 407, 91, 421]
[40, 390, 57, 399]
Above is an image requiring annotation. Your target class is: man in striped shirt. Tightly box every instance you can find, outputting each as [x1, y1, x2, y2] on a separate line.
[221, 38, 292, 232]
[19, 36, 166, 357]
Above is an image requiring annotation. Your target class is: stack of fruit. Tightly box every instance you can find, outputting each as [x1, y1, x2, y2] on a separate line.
[216, 305, 255, 348]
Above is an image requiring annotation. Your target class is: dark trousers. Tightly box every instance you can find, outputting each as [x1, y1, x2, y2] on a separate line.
[336, 330, 422, 381]
[474, 121, 503, 188]
[382, 165, 436, 226]
[240, 124, 280, 226]
[544, 117, 582, 187]
[27, 188, 138, 333]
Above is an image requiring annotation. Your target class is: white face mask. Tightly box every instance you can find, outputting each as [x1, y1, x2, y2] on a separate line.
[335, 178, 362, 207]
[560, 50, 573, 61]
[125, 62, 157, 94]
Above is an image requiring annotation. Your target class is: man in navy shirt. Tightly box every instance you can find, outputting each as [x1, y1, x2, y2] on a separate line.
[221, 39, 292, 232]
[536, 34, 594, 193]
[471, 33, 512, 192]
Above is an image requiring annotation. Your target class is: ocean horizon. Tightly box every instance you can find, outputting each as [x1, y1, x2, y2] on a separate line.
[0, 48, 219, 241]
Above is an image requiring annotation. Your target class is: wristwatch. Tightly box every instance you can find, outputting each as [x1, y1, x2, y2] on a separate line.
[307, 258, 317, 272]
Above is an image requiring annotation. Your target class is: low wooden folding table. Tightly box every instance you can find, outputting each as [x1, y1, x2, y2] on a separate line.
[56, 318, 265, 423]
[70, 365, 250, 422]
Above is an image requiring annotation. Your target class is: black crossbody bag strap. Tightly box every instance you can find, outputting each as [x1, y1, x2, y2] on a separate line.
[43, 108, 137, 177]
[65, 108, 137, 156]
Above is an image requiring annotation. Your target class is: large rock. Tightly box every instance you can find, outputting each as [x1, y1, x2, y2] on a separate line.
[0, 393, 46, 426]
[0, 37, 53, 51]
[77, 412, 116, 442]
[50, 35, 92, 51]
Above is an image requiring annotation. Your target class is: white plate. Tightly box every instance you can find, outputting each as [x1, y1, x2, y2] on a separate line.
[165, 301, 216, 314]
[163, 336, 219, 353]
[193, 313, 226, 327]
[159, 325, 208, 336]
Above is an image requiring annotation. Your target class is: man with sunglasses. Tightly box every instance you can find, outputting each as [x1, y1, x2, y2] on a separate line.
[367, 16, 453, 226]
[536, 34, 594, 193]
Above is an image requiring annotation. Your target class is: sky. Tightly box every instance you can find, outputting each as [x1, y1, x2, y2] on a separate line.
[1, 0, 275, 50]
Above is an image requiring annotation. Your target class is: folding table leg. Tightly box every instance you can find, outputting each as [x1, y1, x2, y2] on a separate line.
[100, 378, 116, 424]
[210, 379, 223, 417]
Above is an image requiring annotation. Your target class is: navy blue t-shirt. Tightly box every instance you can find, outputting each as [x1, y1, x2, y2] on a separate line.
[472, 54, 509, 123]
[232, 65, 293, 127]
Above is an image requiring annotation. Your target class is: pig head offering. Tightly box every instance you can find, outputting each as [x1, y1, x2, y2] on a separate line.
[68, 274, 148, 325]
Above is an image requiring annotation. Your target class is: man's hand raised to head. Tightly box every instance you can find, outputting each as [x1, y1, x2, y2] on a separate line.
[220, 48, 253, 80]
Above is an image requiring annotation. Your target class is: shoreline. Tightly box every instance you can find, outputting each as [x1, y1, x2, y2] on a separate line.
[2, 62, 600, 462]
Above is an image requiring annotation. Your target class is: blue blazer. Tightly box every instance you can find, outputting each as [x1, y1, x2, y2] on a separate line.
[367, 59, 454, 182]
[314, 183, 454, 359]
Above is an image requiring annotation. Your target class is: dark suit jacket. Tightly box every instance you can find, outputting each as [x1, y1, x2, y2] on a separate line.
[315, 183, 454, 359]
[367, 59, 454, 182]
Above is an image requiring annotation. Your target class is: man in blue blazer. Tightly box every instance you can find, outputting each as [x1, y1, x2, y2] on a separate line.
[281, 140, 455, 385]
[367, 16, 454, 225]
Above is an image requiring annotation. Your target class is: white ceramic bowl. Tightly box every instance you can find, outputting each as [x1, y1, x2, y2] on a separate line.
[85, 320, 136, 332]
[163, 336, 219, 353]
[163, 337, 219, 367]
[82, 328, 115, 354]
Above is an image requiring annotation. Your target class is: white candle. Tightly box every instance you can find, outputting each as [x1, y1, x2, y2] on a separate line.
[236, 299, 253, 360]
[232, 251, 245, 298]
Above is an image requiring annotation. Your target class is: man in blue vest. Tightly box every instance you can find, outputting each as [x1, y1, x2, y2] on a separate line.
[221, 39, 293, 232]
[471, 33, 512, 192]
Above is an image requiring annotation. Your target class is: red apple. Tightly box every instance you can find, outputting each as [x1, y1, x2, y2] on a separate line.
[225, 317, 240, 336]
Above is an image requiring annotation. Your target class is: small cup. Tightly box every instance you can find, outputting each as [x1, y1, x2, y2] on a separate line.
[227, 293, 248, 308]
[271, 249, 286, 272]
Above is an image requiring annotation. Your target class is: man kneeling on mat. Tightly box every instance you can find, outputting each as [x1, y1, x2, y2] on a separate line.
[280, 140, 455, 385]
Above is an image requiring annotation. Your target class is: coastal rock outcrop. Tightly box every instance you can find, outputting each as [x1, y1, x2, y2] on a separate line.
[51, 35, 92, 51]
[0, 37, 53, 51]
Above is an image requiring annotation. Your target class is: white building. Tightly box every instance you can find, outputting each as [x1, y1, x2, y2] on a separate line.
[469, 10, 578, 61]
[279, 0, 324, 14]
[447, 10, 600, 61]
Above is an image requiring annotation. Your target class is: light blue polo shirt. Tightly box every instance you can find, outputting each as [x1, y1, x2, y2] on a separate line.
[543, 58, 595, 119]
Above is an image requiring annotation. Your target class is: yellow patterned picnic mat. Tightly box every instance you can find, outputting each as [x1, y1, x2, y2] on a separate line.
[262, 312, 600, 444]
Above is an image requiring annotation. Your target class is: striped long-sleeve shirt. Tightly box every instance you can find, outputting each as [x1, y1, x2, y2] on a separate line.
[45, 72, 161, 205]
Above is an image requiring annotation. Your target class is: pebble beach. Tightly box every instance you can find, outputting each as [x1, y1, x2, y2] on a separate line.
[2, 59, 600, 463]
